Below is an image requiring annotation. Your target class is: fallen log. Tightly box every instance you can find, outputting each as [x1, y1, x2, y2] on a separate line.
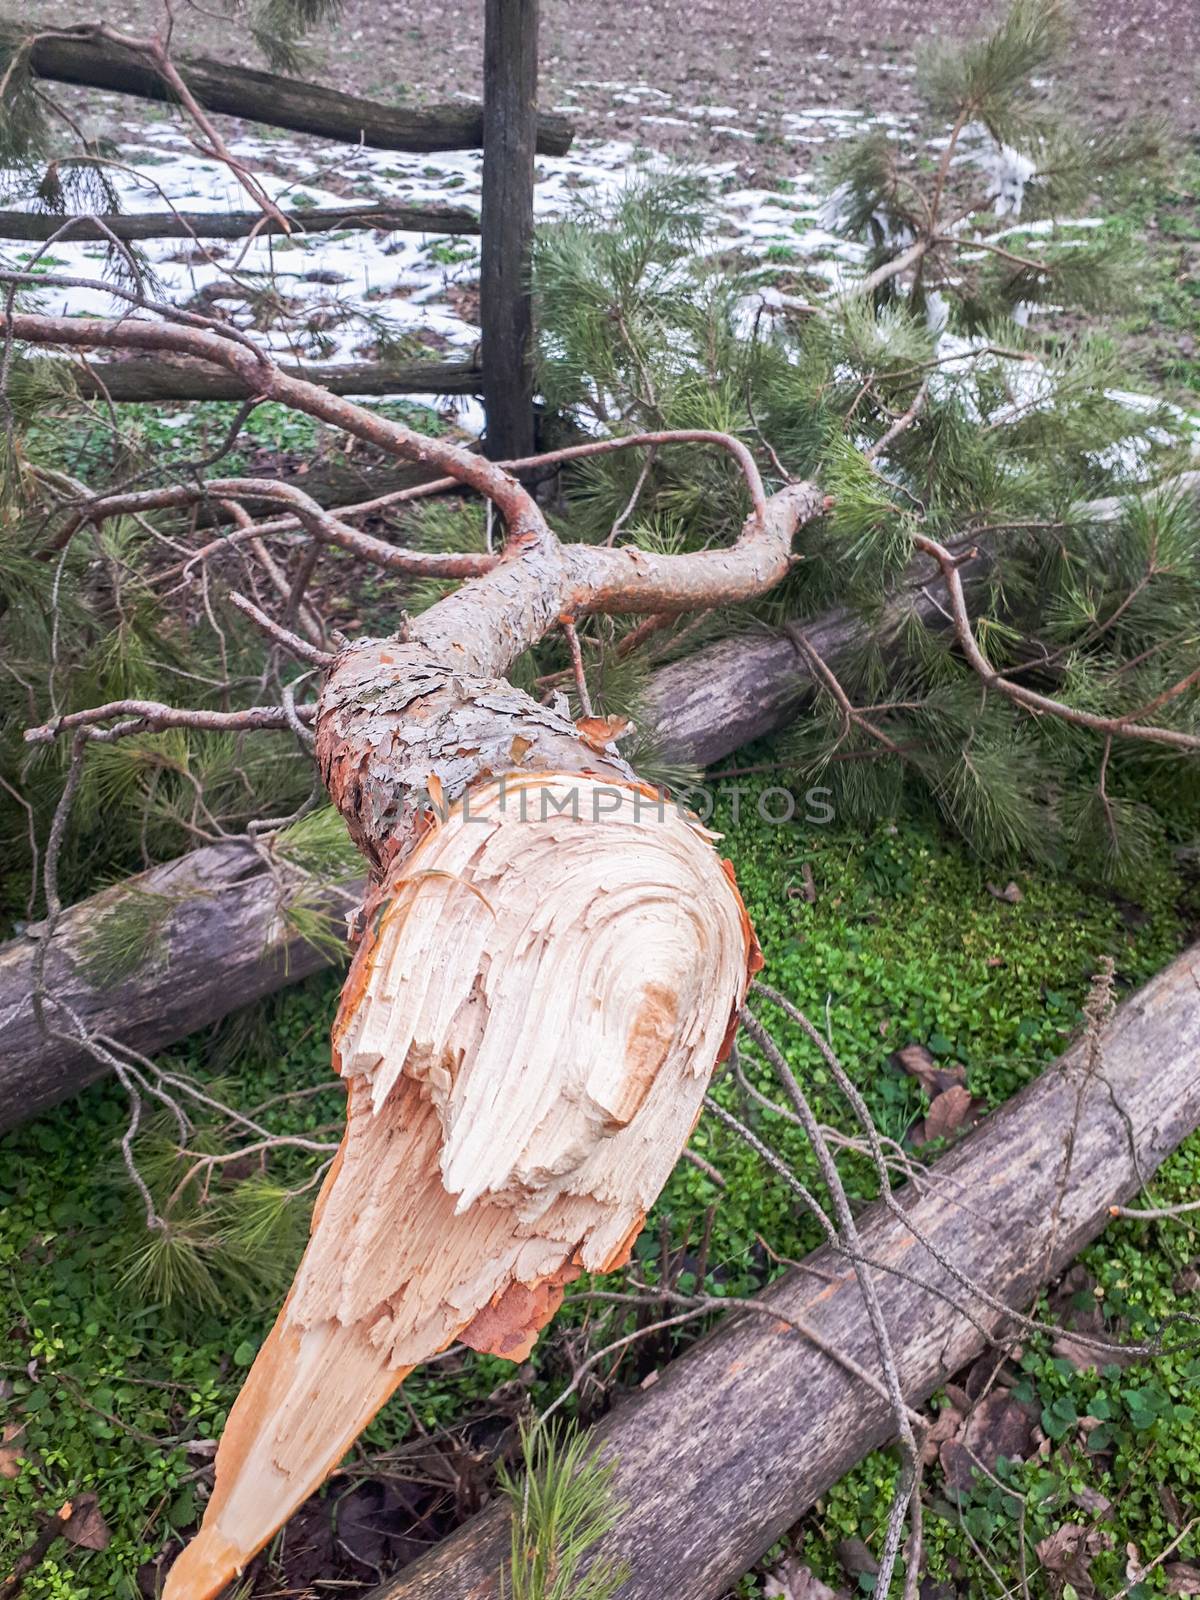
[0, 24, 574, 155]
[0, 202, 480, 242]
[367, 938, 1200, 1600]
[71, 356, 483, 402]
[0, 842, 362, 1128]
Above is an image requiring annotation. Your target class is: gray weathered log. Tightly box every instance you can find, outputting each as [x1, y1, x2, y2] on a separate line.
[0, 23, 574, 155]
[365, 937, 1200, 1600]
[70, 357, 483, 402]
[0, 203, 480, 242]
[0, 843, 361, 1129]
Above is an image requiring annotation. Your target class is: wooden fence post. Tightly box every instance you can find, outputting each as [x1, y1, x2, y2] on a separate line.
[480, 0, 539, 463]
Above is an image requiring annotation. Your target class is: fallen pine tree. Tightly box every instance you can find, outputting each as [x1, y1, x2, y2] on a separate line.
[366, 936, 1200, 1600]
[7, 471, 1195, 1132]
[0, 536, 984, 1132]
[3, 9, 1200, 1595]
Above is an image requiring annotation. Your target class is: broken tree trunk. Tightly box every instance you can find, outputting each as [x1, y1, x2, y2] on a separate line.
[0, 24, 574, 155]
[159, 478, 816, 1596]
[1, 473, 1171, 1129]
[70, 356, 483, 403]
[0, 580, 830, 1132]
[0, 202, 480, 241]
[366, 937, 1200, 1600]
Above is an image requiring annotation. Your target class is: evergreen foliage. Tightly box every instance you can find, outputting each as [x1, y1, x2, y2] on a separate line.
[528, 2, 1198, 881]
[497, 1422, 631, 1600]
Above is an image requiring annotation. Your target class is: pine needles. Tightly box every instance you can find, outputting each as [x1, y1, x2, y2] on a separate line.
[497, 1422, 630, 1600]
[524, 0, 1199, 877]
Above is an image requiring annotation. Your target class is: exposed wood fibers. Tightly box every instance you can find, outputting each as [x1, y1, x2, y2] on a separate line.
[165, 774, 754, 1598]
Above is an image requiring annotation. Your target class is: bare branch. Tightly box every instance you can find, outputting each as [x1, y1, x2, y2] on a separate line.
[25, 698, 314, 744]
[229, 592, 335, 668]
[912, 532, 1200, 751]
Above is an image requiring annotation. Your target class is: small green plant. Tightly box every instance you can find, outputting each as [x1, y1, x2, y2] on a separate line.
[497, 1422, 631, 1600]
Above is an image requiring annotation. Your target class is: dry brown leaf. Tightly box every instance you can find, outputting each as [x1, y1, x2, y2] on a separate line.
[1035, 1522, 1113, 1599]
[836, 1538, 878, 1581]
[1160, 1483, 1187, 1530]
[896, 1041, 935, 1081]
[575, 714, 631, 751]
[764, 1560, 846, 1600]
[1073, 1485, 1113, 1517]
[940, 1391, 1036, 1493]
[896, 1043, 966, 1098]
[1165, 1562, 1200, 1595]
[986, 880, 1023, 903]
[0, 1422, 27, 1480]
[920, 1402, 965, 1466]
[916, 1086, 984, 1145]
[63, 1492, 111, 1551]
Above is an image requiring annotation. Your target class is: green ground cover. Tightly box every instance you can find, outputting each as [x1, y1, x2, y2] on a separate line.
[2, 772, 1197, 1599]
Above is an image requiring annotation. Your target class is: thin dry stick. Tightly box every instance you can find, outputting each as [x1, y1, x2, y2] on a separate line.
[866, 376, 931, 461]
[1108, 1517, 1200, 1600]
[739, 1006, 920, 1598]
[229, 592, 334, 668]
[24, 699, 315, 744]
[560, 619, 593, 719]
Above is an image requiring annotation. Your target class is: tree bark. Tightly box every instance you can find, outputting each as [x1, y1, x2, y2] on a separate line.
[69, 357, 482, 402]
[2, 24, 574, 155]
[0, 202, 480, 241]
[0, 842, 361, 1126]
[366, 936, 1200, 1600]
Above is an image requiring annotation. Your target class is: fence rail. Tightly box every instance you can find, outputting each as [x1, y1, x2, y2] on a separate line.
[2, 3, 560, 447]
[66, 357, 483, 403]
[0, 23, 573, 155]
[0, 203, 480, 242]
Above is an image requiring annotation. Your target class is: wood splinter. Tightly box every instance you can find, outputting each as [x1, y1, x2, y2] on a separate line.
[164, 773, 756, 1599]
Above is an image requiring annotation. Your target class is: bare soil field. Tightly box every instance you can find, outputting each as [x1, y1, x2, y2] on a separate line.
[19, 0, 1200, 177]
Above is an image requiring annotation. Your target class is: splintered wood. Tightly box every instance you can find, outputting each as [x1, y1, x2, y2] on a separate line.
[165, 774, 754, 1599]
